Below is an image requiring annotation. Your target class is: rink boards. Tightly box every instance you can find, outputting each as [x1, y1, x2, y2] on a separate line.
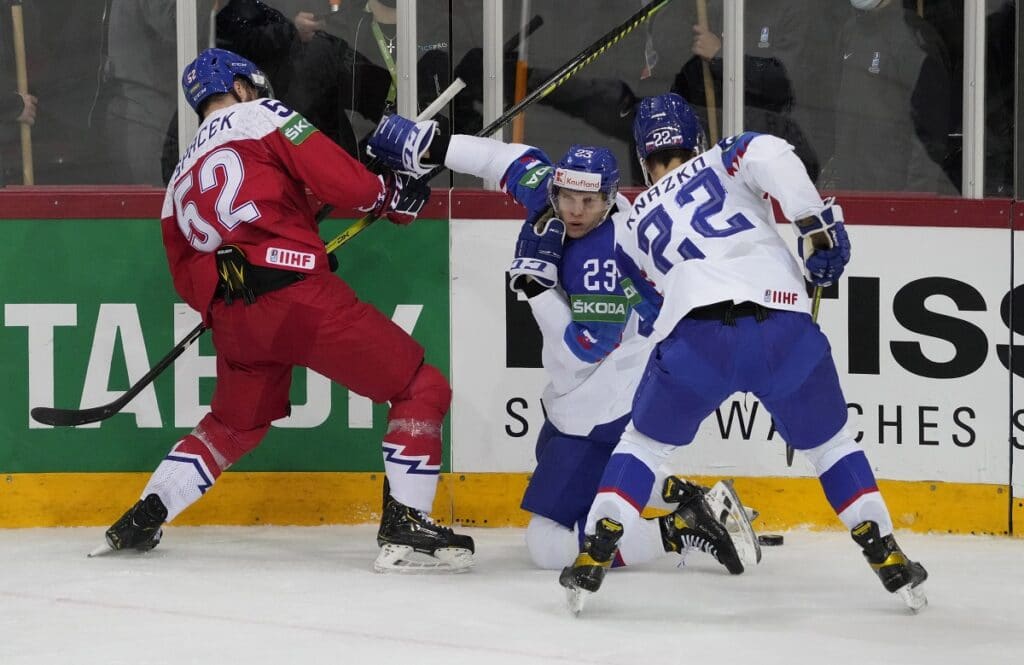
[1, 190, 1021, 533]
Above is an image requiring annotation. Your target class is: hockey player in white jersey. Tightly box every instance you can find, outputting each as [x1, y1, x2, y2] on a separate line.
[560, 93, 927, 614]
[367, 114, 759, 574]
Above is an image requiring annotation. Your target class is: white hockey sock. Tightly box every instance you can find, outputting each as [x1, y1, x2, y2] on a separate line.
[617, 517, 670, 566]
[382, 439, 439, 513]
[142, 438, 221, 522]
[525, 515, 580, 570]
[836, 494, 894, 536]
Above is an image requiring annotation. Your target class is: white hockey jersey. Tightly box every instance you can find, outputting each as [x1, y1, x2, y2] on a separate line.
[617, 132, 826, 343]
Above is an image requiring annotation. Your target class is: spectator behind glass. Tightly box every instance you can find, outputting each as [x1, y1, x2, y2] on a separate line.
[670, 0, 846, 183]
[821, 0, 958, 194]
[322, 0, 481, 139]
[160, 0, 394, 182]
[102, 1, 199, 186]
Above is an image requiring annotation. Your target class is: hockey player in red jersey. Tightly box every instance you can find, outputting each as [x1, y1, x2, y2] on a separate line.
[100, 48, 474, 572]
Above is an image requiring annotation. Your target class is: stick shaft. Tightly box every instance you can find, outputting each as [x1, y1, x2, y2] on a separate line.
[11, 4, 33, 185]
[695, 0, 719, 143]
[315, 76, 467, 227]
[511, 0, 532, 143]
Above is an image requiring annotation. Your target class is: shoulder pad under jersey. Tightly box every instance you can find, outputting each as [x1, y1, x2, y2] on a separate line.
[718, 132, 761, 175]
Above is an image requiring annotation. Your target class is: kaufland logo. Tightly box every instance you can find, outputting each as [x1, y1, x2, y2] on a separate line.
[553, 168, 601, 192]
[266, 247, 315, 270]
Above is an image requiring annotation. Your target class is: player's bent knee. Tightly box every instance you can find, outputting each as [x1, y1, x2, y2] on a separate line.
[389, 363, 451, 420]
[618, 421, 678, 460]
[526, 515, 579, 570]
[800, 425, 861, 476]
[196, 412, 270, 468]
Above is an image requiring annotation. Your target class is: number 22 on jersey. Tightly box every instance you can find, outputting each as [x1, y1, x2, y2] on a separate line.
[634, 169, 753, 275]
[172, 147, 262, 252]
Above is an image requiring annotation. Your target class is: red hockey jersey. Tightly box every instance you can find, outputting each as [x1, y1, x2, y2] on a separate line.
[160, 99, 385, 321]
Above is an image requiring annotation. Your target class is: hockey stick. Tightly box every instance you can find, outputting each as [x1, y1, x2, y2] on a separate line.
[321, 0, 680, 254]
[785, 284, 824, 466]
[511, 0, 532, 143]
[695, 0, 719, 143]
[10, 0, 33, 185]
[29, 79, 468, 428]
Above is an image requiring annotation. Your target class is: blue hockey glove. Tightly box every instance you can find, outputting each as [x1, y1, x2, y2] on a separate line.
[360, 171, 430, 225]
[509, 217, 565, 293]
[799, 221, 851, 286]
[796, 198, 850, 286]
[366, 114, 439, 177]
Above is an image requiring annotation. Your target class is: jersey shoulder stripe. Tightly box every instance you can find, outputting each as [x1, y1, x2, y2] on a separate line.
[718, 131, 761, 175]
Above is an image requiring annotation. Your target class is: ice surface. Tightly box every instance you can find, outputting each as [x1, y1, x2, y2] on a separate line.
[1, 526, 1021, 665]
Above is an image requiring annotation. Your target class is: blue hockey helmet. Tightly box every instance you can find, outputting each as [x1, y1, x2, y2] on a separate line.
[549, 145, 619, 219]
[181, 48, 273, 113]
[633, 93, 703, 181]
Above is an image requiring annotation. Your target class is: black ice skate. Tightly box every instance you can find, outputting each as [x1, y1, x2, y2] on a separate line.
[375, 483, 474, 573]
[851, 520, 928, 612]
[90, 493, 168, 557]
[659, 476, 744, 575]
[559, 517, 624, 616]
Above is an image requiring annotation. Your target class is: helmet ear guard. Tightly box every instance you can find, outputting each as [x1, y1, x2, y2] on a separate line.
[181, 47, 273, 114]
[548, 145, 620, 221]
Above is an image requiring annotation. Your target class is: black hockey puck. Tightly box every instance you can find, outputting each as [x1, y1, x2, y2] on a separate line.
[757, 534, 784, 546]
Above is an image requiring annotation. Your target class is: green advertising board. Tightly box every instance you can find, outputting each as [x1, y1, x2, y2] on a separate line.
[1, 217, 450, 474]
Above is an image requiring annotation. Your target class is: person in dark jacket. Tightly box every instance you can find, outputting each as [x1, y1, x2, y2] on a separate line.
[671, 0, 843, 182]
[822, 0, 958, 194]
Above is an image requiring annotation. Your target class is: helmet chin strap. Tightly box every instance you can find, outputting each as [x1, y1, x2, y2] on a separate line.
[638, 157, 653, 187]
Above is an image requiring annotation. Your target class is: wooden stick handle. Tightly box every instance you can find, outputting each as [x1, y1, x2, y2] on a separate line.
[695, 0, 719, 143]
[11, 4, 33, 185]
[511, 61, 528, 143]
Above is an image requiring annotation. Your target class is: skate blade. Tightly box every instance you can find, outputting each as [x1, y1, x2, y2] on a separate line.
[87, 543, 113, 558]
[563, 585, 591, 617]
[897, 583, 928, 613]
[706, 480, 762, 566]
[373, 544, 474, 574]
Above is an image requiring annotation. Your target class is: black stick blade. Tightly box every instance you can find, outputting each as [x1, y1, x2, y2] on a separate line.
[31, 404, 121, 427]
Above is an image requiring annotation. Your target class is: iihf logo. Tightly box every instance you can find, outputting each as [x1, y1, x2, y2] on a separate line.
[269, 249, 278, 262]
[765, 289, 798, 305]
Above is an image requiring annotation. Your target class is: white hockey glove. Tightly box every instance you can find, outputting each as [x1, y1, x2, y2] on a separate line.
[508, 217, 565, 294]
[365, 113, 439, 177]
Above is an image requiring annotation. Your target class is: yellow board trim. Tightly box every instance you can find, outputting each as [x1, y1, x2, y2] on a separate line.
[0, 472, 1019, 536]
